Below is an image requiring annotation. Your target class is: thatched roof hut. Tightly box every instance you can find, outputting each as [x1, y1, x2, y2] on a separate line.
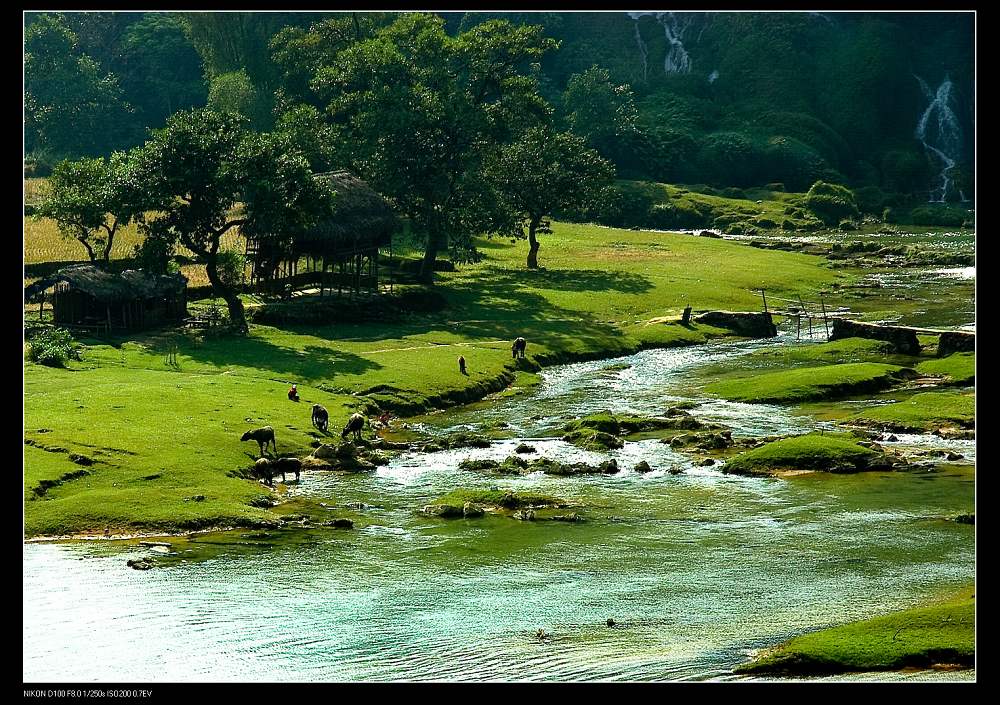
[244, 170, 397, 294]
[25, 264, 187, 331]
[296, 170, 397, 255]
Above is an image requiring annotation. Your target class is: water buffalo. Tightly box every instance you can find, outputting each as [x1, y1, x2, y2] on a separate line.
[312, 404, 329, 432]
[342, 413, 366, 441]
[253, 456, 302, 486]
[241, 426, 276, 456]
[512, 337, 527, 359]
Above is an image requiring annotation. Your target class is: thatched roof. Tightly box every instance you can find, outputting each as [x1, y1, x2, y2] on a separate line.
[247, 170, 397, 255]
[24, 264, 188, 304]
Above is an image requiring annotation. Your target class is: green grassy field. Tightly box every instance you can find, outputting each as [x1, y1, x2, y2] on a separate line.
[849, 390, 975, 432]
[735, 587, 975, 675]
[916, 353, 975, 385]
[24, 221, 845, 537]
[704, 362, 909, 403]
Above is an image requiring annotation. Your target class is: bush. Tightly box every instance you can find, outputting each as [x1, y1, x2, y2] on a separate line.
[907, 205, 972, 227]
[766, 182, 786, 192]
[133, 236, 177, 275]
[804, 181, 860, 225]
[853, 185, 895, 215]
[27, 327, 79, 367]
[881, 149, 931, 195]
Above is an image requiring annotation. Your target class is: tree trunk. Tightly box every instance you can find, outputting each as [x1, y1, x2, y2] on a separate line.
[526, 216, 541, 269]
[205, 255, 248, 335]
[419, 230, 443, 285]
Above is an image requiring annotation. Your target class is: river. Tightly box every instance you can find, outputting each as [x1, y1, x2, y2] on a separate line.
[23, 328, 975, 682]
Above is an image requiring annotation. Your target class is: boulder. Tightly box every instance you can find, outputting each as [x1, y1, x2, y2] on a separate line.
[938, 331, 975, 358]
[694, 311, 777, 338]
[634, 461, 653, 473]
[463, 502, 485, 518]
[514, 443, 536, 454]
[829, 319, 920, 355]
[126, 558, 154, 571]
[422, 504, 464, 518]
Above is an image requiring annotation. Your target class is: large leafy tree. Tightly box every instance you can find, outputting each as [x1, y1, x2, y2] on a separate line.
[119, 14, 207, 128]
[487, 127, 614, 269]
[312, 13, 556, 283]
[24, 13, 133, 158]
[135, 108, 329, 333]
[36, 152, 144, 264]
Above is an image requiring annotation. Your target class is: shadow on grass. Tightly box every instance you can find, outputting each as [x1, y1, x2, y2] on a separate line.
[258, 265, 654, 346]
[134, 330, 385, 382]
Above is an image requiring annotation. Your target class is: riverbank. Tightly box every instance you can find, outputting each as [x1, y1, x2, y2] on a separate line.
[25, 221, 846, 538]
[735, 586, 975, 677]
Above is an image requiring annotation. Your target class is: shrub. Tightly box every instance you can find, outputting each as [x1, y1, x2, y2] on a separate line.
[766, 182, 785, 192]
[27, 327, 79, 367]
[133, 236, 176, 275]
[804, 181, 860, 225]
[881, 149, 931, 195]
[907, 205, 972, 227]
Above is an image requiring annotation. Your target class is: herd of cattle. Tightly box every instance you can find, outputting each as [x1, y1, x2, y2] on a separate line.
[239, 408, 366, 486]
[239, 338, 528, 486]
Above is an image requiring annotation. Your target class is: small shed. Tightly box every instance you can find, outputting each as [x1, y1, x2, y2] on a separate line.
[24, 264, 188, 333]
[244, 170, 397, 296]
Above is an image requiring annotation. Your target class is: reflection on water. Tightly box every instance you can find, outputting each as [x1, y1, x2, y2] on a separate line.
[23, 338, 974, 682]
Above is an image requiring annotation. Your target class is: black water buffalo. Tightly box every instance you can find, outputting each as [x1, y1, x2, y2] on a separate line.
[312, 404, 329, 432]
[241, 426, 276, 456]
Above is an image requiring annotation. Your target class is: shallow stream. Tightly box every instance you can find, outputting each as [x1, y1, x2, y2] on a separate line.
[23, 332, 975, 682]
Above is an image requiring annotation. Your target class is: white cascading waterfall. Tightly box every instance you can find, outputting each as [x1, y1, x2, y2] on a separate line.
[914, 75, 967, 202]
[633, 21, 649, 82]
[659, 12, 694, 74]
[628, 11, 695, 76]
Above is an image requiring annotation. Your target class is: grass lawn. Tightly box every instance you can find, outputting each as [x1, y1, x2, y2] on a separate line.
[704, 362, 909, 404]
[24, 220, 846, 537]
[849, 390, 975, 432]
[735, 587, 975, 675]
[916, 352, 975, 385]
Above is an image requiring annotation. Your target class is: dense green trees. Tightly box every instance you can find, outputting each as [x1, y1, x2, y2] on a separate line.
[311, 13, 557, 282]
[24, 14, 133, 160]
[134, 109, 329, 332]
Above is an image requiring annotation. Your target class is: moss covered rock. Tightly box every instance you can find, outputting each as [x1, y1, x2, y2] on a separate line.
[723, 433, 895, 476]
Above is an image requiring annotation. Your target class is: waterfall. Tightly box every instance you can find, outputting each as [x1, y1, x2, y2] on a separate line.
[658, 12, 693, 74]
[633, 21, 649, 82]
[914, 75, 966, 202]
[626, 12, 697, 76]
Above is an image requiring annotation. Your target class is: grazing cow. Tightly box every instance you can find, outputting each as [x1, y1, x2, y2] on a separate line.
[512, 337, 527, 359]
[253, 456, 302, 486]
[341, 413, 366, 442]
[241, 426, 276, 456]
[458, 355, 467, 375]
[273, 456, 302, 483]
[312, 404, 329, 432]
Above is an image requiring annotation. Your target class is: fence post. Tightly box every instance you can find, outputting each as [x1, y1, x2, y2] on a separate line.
[819, 292, 830, 340]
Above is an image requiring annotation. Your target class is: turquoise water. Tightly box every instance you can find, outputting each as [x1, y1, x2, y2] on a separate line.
[23, 336, 975, 682]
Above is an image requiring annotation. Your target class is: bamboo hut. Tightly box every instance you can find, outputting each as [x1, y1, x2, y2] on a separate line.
[244, 170, 397, 296]
[24, 264, 188, 333]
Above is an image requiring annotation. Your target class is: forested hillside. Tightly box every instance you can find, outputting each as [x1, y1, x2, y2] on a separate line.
[24, 11, 974, 204]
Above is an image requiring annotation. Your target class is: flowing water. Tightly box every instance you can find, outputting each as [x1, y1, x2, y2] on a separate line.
[23, 331, 975, 682]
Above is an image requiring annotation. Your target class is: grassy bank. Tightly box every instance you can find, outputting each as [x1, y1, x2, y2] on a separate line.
[705, 362, 910, 404]
[722, 432, 887, 476]
[24, 220, 844, 537]
[849, 390, 975, 433]
[735, 587, 975, 676]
